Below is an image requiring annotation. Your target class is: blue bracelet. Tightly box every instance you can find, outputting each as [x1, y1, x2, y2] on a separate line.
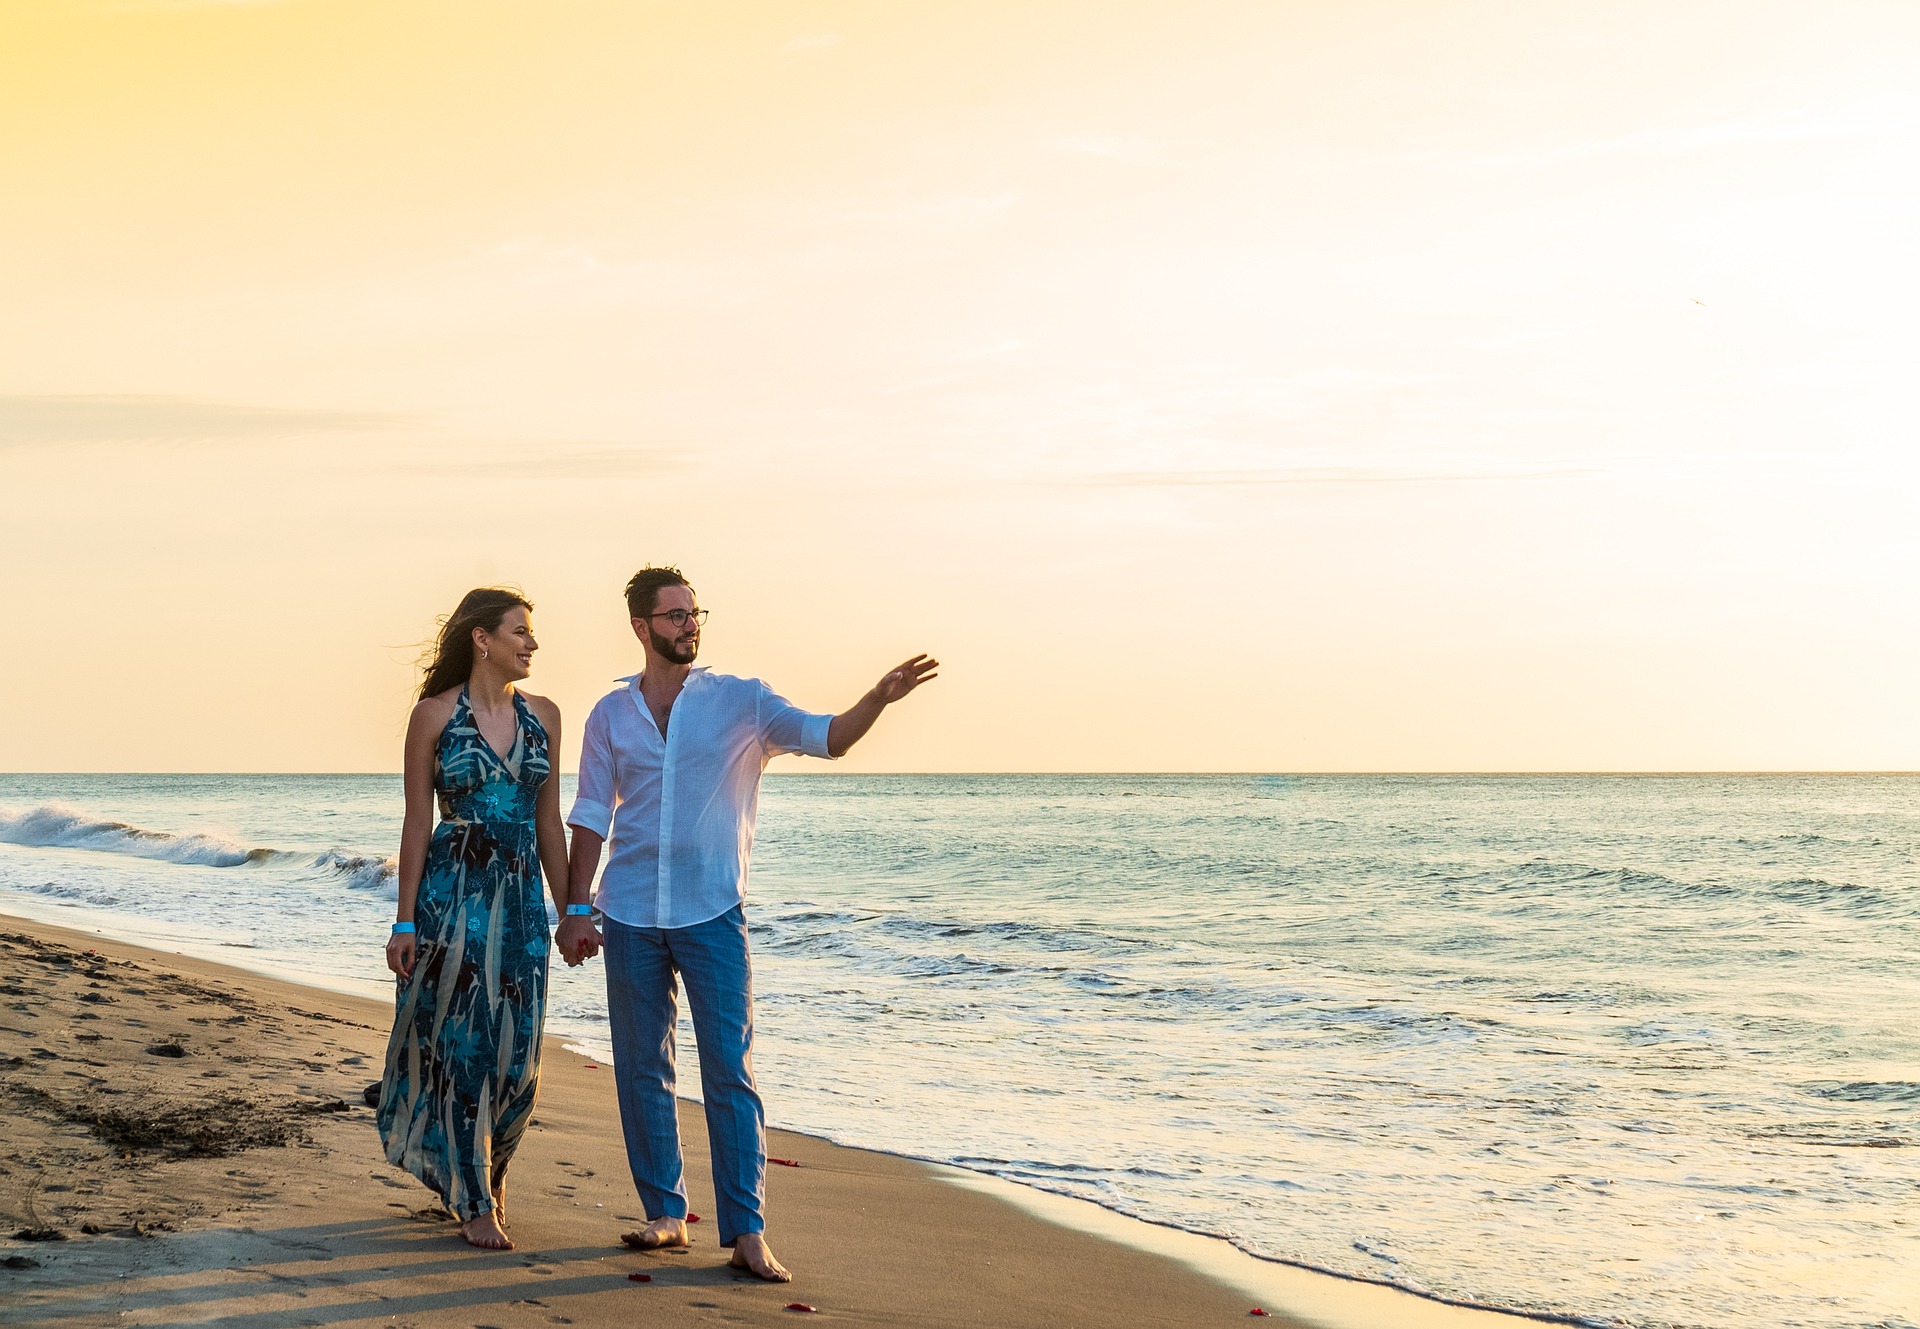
[565, 904, 593, 917]
[391, 921, 416, 934]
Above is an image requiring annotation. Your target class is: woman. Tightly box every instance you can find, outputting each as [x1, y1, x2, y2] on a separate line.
[377, 587, 571, 1251]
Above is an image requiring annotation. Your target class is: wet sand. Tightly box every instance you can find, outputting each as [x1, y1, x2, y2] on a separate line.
[0, 912, 1523, 1328]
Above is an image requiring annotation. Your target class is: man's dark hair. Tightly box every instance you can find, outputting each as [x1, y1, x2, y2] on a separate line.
[625, 566, 693, 620]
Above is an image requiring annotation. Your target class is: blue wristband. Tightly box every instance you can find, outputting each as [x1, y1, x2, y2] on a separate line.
[391, 921, 416, 934]
[565, 904, 593, 917]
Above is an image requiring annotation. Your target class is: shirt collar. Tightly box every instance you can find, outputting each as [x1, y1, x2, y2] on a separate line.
[617, 667, 709, 685]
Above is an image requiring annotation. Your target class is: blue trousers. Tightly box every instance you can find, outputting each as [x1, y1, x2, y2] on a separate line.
[603, 905, 766, 1247]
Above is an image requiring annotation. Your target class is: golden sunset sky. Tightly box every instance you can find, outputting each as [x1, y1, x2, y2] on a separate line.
[3, 0, 1916, 772]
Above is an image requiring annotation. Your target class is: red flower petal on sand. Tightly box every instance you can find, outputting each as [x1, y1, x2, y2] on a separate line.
[784, 1303, 817, 1313]
[769, 1157, 801, 1167]
[685, 1213, 702, 1223]
[627, 1273, 652, 1283]
[584, 1063, 598, 1069]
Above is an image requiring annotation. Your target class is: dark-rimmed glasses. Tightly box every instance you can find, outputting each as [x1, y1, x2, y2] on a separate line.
[647, 608, 709, 628]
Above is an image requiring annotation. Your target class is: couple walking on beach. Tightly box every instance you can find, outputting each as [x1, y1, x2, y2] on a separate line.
[373, 566, 937, 1278]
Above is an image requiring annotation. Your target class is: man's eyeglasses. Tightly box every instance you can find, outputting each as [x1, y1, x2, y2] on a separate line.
[647, 608, 709, 628]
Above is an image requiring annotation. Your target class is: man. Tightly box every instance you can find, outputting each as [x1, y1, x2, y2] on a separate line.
[556, 566, 936, 1282]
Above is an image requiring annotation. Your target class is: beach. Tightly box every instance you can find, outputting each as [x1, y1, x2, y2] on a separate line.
[0, 911, 1529, 1329]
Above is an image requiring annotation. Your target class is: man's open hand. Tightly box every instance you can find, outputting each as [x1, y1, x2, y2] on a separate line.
[872, 654, 939, 704]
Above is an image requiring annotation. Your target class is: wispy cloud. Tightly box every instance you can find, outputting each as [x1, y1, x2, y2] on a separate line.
[780, 31, 843, 56]
[828, 192, 1023, 232]
[103, 0, 302, 11]
[1063, 465, 1595, 488]
[473, 239, 748, 307]
[1463, 102, 1919, 170]
[0, 395, 396, 447]
[1052, 135, 1166, 165]
[386, 443, 686, 480]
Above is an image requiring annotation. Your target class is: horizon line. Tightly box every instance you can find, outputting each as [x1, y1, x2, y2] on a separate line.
[4, 770, 1918, 779]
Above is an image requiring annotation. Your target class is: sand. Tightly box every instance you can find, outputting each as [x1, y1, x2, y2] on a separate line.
[0, 912, 1525, 1329]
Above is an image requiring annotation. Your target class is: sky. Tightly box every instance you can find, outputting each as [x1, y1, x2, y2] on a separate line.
[3, 0, 1917, 772]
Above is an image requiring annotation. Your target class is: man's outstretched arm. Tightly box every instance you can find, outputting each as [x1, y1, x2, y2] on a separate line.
[826, 654, 939, 758]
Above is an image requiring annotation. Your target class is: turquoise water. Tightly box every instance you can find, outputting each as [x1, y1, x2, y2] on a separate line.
[1, 773, 1915, 1328]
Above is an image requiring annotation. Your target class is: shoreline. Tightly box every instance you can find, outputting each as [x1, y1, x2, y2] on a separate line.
[0, 906, 1535, 1329]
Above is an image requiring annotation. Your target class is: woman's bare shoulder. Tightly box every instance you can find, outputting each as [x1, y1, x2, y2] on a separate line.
[517, 690, 562, 726]
[410, 689, 461, 728]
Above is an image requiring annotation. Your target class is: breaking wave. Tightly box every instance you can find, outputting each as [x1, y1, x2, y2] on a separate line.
[0, 804, 267, 867]
[0, 804, 394, 890]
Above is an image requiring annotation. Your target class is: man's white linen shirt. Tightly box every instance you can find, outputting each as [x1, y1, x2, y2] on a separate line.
[567, 668, 834, 930]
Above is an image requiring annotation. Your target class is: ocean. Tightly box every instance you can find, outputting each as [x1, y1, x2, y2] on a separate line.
[0, 773, 1914, 1329]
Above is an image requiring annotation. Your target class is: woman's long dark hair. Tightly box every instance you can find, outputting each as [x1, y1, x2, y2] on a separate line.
[419, 588, 532, 700]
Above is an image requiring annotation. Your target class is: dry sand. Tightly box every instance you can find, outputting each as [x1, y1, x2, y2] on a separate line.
[0, 913, 1525, 1329]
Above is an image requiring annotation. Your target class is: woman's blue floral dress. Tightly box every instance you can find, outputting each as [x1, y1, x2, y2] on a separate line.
[378, 686, 551, 1221]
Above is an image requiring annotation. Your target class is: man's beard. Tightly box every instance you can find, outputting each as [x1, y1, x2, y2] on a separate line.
[649, 625, 698, 665]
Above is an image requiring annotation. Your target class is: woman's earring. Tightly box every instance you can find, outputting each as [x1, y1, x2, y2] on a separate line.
[480, 648, 489, 660]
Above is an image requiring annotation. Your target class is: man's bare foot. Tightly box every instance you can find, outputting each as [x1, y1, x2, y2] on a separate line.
[461, 1211, 513, 1251]
[729, 1232, 791, 1282]
[491, 1179, 506, 1226]
[620, 1216, 689, 1250]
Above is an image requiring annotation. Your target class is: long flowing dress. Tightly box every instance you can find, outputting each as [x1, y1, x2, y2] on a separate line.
[378, 686, 552, 1220]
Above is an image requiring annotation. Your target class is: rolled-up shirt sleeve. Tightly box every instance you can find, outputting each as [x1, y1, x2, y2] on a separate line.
[756, 680, 835, 759]
[567, 700, 617, 836]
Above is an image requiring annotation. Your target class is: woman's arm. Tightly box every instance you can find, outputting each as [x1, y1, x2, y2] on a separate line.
[385, 698, 445, 979]
[555, 702, 614, 967]
[529, 699, 570, 918]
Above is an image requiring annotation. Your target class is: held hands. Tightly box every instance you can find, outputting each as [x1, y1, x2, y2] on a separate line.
[556, 914, 603, 968]
[872, 654, 940, 705]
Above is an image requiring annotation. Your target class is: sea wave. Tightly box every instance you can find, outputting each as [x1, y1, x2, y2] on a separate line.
[1802, 1080, 1920, 1105]
[309, 849, 398, 892]
[0, 803, 395, 891]
[17, 879, 125, 908]
[0, 804, 267, 868]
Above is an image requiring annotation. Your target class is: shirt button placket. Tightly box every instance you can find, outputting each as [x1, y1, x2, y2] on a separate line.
[655, 722, 674, 926]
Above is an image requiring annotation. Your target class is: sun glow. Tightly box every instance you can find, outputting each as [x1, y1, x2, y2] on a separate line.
[3, 1, 1917, 771]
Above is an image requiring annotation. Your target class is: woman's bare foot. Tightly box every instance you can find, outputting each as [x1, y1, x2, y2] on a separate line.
[729, 1232, 791, 1282]
[461, 1211, 513, 1251]
[620, 1215, 689, 1250]
[492, 1179, 507, 1226]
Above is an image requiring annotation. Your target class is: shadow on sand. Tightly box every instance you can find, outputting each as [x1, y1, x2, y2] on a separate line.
[4, 1214, 746, 1328]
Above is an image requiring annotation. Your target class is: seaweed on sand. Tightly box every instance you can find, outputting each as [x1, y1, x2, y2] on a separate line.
[2, 1083, 345, 1159]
